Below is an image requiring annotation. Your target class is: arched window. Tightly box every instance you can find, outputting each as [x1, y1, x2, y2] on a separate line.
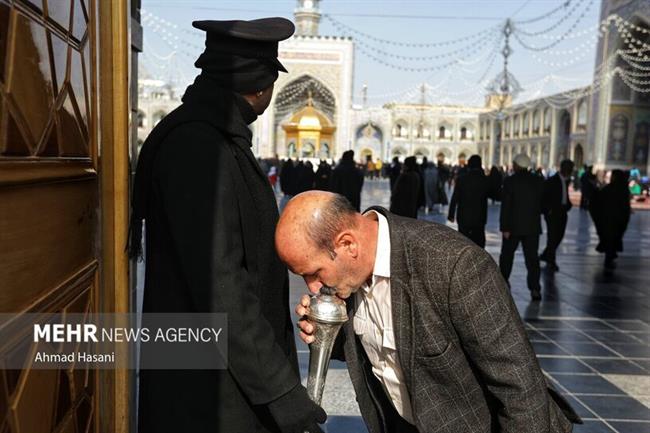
[577, 101, 587, 128]
[460, 127, 467, 140]
[320, 143, 330, 158]
[439, 126, 446, 139]
[533, 110, 540, 134]
[287, 141, 296, 158]
[416, 122, 430, 139]
[513, 115, 520, 136]
[394, 122, 408, 138]
[523, 112, 529, 135]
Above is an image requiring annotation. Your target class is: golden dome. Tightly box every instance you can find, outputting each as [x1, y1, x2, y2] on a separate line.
[287, 102, 332, 131]
[298, 108, 322, 128]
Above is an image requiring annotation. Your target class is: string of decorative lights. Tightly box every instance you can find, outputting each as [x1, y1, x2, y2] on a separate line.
[615, 20, 650, 51]
[142, 9, 206, 40]
[327, 19, 501, 62]
[537, 24, 598, 40]
[323, 14, 501, 48]
[620, 54, 650, 71]
[140, 6, 650, 111]
[348, 30, 502, 73]
[515, 0, 589, 37]
[617, 70, 650, 93]
[528, 43, 595, 68]
[500, 64, 631, 112]
[356, 35, 502, 103]
[513, 0, 573, 25]
[513, 0, 595, 51]
[616, 67, 650, 84]
[478, 58, 614, 115]
[516, 14, 650, 53]
[526, 34, 598, 57]
[475, 35, 504, 84]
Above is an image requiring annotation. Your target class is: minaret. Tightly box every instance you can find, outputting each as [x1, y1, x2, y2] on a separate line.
[294, 0, 321, 36]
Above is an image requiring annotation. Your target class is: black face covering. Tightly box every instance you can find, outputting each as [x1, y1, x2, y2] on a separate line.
[194, 49, 279, 94]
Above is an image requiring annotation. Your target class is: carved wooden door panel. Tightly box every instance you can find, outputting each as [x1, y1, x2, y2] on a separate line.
[0, 0, 106, 432]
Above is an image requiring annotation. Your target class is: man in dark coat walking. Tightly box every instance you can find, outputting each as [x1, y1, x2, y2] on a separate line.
[540, 159, 574, 272]
[330, 150, 364, 211]
[278, 191, 580, 433]
[499, 154, 545, 301]
[390, 156, 420, 219]
[130, 18, 325, 433]
[448, 154, 491, 248]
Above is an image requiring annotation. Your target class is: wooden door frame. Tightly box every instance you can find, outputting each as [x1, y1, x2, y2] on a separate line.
[97, 0, 131, 431]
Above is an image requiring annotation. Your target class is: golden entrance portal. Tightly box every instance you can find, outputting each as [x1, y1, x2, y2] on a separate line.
[282, 92, 335, 158]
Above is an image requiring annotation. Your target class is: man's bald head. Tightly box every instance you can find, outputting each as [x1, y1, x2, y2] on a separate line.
[275, 191, 378, 297]
[277, 191, 358, 258]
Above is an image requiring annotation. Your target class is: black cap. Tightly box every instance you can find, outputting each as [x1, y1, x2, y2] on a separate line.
[192, 18, 294, 72]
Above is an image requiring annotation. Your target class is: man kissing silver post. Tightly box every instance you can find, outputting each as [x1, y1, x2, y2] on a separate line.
[277, 190, 582, 433]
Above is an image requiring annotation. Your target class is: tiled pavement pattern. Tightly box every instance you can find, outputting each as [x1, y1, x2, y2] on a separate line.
[282, 179, 650, 433]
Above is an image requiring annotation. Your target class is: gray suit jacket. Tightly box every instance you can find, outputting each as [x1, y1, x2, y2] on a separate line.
[338, 207, 576, 433]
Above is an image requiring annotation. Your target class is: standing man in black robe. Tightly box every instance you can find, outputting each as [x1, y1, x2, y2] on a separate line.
[448, 155, 491, 248]
[499, 154, 545, 301]
[130, 18, 326, 433]
[330, 150, 364, 211]
[540, 159, 574, 272]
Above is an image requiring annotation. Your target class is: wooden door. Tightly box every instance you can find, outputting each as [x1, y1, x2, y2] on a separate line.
[0, 0, 131, 432]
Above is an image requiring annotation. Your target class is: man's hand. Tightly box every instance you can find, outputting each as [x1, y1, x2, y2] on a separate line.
[268, 384, 327, 433]
[502, 231, 511, 240]
[295, 294, 316, 344]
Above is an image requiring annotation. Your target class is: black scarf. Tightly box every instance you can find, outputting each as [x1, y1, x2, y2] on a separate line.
[128, 75, 257, 259]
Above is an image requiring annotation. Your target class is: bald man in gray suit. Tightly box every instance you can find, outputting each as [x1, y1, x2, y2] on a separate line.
[276, 191, 581, 433]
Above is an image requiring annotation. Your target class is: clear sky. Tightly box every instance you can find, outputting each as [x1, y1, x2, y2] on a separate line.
[141, 0, 604, 107]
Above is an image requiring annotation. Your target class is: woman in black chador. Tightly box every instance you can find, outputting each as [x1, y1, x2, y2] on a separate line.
[390, 156, 421, 218]
[590, 169, 631, 269]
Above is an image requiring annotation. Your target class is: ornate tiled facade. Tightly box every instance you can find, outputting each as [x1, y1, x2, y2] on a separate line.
[589, 0, 650, 174]
[477, 91, 591, 170]
[350, 103, 483, 164]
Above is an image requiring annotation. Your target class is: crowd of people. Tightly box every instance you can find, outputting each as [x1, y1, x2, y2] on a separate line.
[263, 151, 636, 302]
